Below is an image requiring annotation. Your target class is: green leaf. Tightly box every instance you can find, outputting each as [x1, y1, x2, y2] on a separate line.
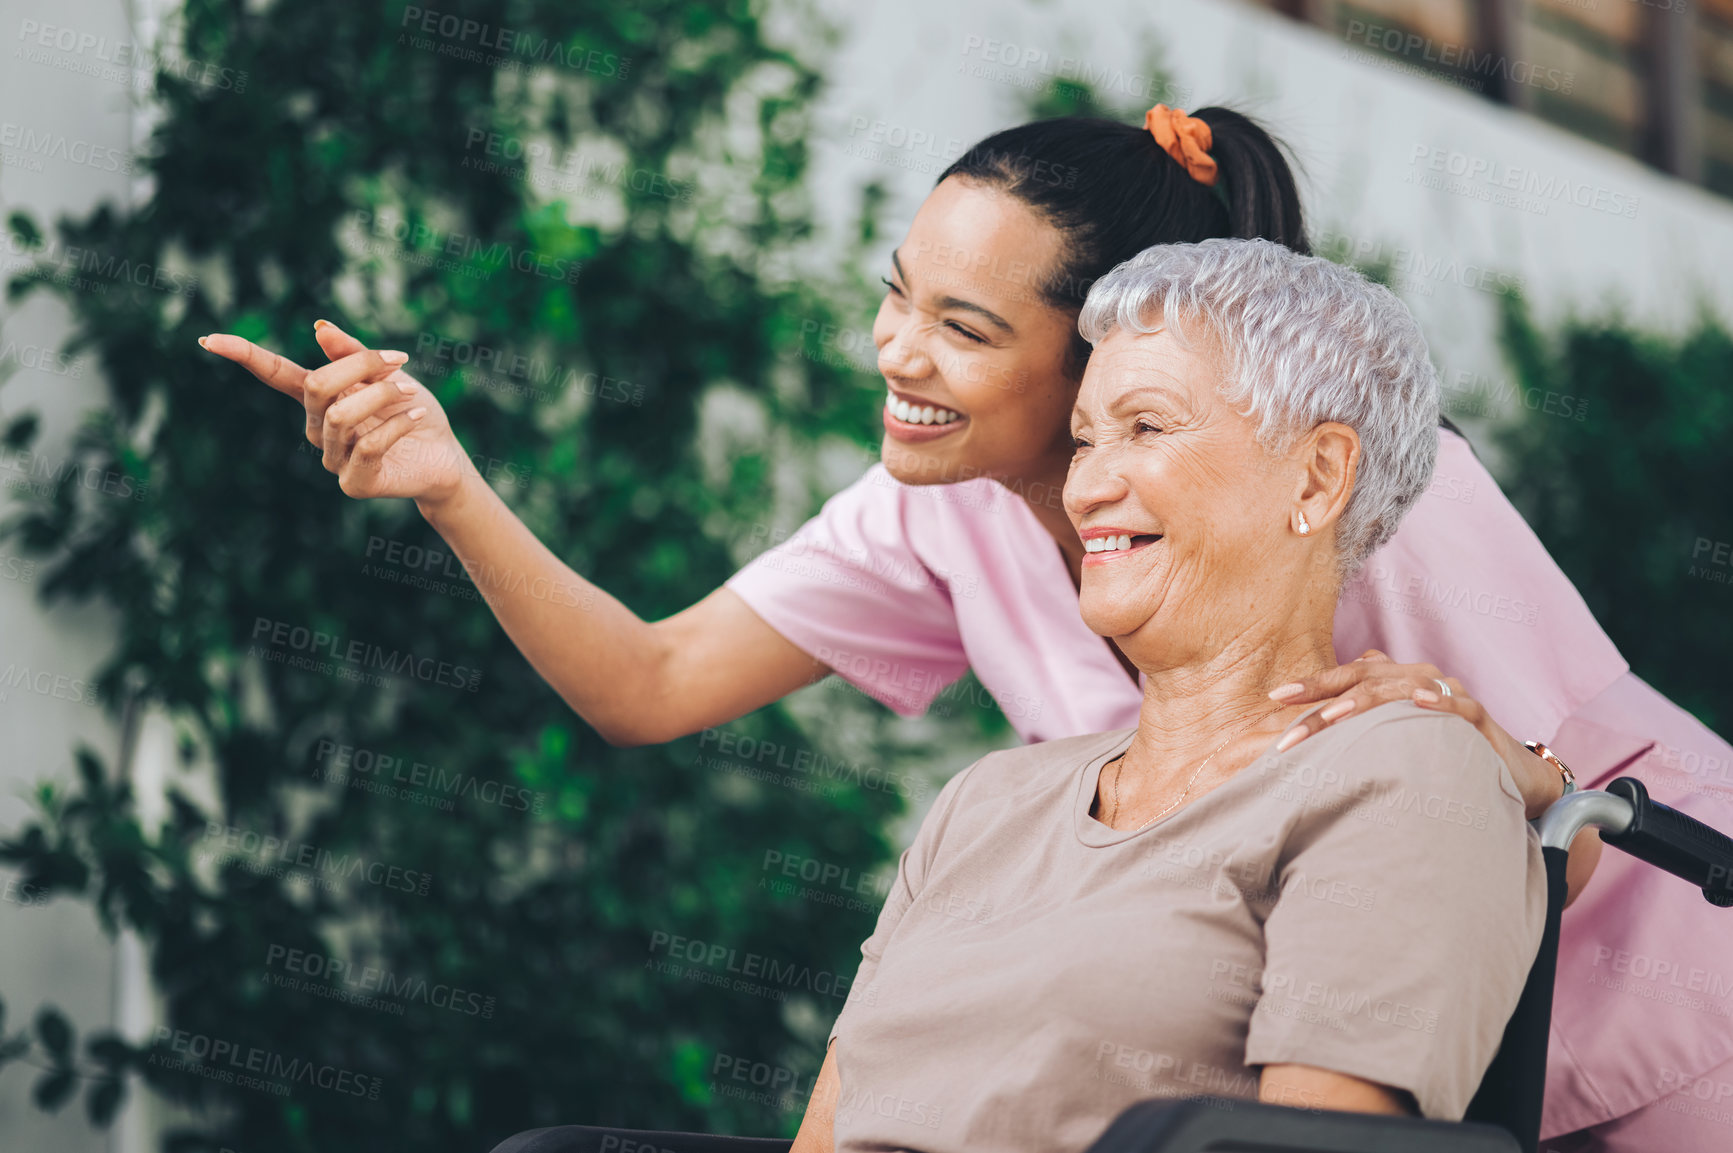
[87, 1078, 126, 1126]
[3, 412, 38, 450]
[32, 1068, 76, 1112]
[34, 1008, 72, 1059]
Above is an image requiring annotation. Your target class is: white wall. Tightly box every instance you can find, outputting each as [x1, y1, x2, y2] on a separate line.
[0, 0, 144, 1145]
[798, 0, 1733, 465]
[0, 0, 187, 1148]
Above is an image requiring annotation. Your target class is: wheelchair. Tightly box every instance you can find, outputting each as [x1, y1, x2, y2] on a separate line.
[488, 775, 1733, 1153]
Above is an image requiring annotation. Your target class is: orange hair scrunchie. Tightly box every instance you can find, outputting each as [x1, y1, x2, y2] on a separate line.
[1144, 103, 1218, 188]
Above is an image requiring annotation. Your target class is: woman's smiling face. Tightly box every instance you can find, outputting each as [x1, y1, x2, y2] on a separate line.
[873, 176, 1083, 487]
[1064, 326, 1317, 664]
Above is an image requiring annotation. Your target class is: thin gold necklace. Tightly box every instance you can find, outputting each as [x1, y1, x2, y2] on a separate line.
[1106, 703, 1288, 832]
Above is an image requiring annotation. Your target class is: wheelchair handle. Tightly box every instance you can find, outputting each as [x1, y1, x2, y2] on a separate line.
[1589, 777, 1733, 907]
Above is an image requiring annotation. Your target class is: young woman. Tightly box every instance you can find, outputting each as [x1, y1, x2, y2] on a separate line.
[202, 106, 1733, 1151]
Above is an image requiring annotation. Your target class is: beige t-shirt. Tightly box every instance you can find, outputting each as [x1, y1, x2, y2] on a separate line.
[827, 700, 1547, 1153]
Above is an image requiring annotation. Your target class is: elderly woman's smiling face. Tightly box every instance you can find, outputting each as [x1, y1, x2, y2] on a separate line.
[1064, 326, 1341, 664]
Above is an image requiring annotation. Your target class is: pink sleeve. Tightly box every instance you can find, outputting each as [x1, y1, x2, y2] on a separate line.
[724, 465, 970, 717]
[1334, 428, 1628, 744]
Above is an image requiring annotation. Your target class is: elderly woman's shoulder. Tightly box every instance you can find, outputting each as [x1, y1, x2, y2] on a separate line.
[1288, 699, 1527, 814]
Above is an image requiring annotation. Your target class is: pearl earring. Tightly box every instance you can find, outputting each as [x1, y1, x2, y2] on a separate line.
[1296, 512, 1310, 536]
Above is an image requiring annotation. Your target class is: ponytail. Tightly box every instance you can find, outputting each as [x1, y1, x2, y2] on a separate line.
[937, 107, 1310, 312]
[1192, 107, 1309, 255]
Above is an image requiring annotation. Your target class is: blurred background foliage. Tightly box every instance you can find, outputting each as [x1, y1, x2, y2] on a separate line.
[1489, 296, 1733, 738]
[0, 0, 957, 1148]
[0, 3, 1730, 1153]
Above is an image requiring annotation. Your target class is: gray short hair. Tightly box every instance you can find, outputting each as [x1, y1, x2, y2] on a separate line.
[1078, 237, 1439, 581]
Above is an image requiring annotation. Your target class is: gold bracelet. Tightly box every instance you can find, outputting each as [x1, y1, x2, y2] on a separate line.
[1523, 741, 1577, 797]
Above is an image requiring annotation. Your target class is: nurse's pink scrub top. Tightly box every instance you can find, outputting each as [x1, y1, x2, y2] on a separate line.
[724, 426, 1733, 1152]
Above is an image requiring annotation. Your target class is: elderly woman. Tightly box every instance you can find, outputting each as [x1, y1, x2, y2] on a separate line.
[787, 238, 1548, 1153]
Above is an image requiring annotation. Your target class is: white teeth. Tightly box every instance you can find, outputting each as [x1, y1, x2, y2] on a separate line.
[1086, 534, 1142, 553]
[884, 389, 962, 426]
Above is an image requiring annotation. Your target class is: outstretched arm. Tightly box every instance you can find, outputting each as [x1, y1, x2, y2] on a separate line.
[420, 463, 829, 746]
[203, 323, 830, 746]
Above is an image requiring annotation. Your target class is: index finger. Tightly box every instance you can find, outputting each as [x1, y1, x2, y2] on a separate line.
[200, 333, 311, 401]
